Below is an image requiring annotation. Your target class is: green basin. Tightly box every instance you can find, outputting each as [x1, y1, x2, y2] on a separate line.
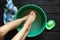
[14, 4, 47, 37]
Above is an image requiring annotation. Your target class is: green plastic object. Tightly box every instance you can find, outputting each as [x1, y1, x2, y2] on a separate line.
[46, 20, 55, 30]
[14, 4, 47, 37]
[14, 4, 55, 37]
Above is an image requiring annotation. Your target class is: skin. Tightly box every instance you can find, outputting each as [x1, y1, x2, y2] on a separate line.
[12, 11, 36, 40]
[0, 16, 28, 40]
[0, 11, 36, 40]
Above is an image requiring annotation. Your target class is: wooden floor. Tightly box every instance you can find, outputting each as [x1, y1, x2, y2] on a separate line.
[0, 0, 60, 40]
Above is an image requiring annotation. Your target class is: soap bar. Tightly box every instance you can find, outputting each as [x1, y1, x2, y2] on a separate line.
[46, 20, 55, 30]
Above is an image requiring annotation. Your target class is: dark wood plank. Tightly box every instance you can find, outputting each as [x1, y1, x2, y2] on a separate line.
[0, 0, 60, 40]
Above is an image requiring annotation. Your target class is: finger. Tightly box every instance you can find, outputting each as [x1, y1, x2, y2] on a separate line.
[11, 11, 36, 40]
[0, 15, 28, 38]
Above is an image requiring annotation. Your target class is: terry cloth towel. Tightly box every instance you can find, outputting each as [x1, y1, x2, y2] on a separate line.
[3, 0, 17, 24]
